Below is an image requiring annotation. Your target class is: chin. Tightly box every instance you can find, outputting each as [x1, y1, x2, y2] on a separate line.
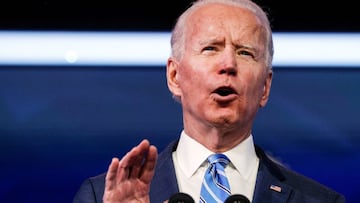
[211, 116, 237, 128]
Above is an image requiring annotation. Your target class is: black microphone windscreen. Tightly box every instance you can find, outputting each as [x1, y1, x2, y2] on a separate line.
[168, 192, 195, 203]
[224, 194, 250, 203]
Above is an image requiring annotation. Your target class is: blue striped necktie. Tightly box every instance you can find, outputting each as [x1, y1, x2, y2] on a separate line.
[199, 153, 231, 203]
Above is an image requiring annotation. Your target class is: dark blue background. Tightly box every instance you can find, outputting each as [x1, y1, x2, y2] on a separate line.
[0, 66, 359, 202]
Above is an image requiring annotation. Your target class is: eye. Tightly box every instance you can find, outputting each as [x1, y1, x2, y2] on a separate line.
[203, 46, 216, 52]
[237, 50, 254, 57]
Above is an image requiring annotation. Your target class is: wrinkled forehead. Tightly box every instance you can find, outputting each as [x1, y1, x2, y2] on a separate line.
[185, 3, 267, 42]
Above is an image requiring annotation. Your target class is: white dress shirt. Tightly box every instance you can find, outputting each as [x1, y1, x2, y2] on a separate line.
[172, 130, 259, 202]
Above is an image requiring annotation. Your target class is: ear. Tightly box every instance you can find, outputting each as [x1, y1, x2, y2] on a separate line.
[259, 70, 273, 107]
[166, 57, 182, 99]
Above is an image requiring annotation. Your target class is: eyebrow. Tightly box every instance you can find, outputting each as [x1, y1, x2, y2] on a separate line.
[235, 44, 257, 52]
[198, 38, 225, 47]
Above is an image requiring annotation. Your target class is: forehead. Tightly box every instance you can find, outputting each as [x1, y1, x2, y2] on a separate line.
[184, 3, 265, 48]
[189, 3, 261, 29]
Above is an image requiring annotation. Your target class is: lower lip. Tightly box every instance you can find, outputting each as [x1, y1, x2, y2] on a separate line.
[211, 93, 238, 102]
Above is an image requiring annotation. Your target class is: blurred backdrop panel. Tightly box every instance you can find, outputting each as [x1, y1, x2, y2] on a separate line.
[1, 0, 360, 202]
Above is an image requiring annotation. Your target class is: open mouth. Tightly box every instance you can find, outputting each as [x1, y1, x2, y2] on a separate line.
[213, 86, 237, 96]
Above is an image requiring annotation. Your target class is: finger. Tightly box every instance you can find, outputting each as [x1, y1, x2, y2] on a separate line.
[118, 139, 151, 180]
[128, 140, 151, 178]
[105, 157, 120, 190]
[116, 152, 132, 182]
[139, 145, 158, 183]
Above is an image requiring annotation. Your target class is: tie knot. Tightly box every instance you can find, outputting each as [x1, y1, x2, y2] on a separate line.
[208, 153, 230, 167]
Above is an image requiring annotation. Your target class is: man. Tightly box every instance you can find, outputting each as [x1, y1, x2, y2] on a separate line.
[73, 0, 346, 202]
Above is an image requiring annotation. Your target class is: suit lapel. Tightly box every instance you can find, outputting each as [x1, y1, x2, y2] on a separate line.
[252, 146, 293, 203]
[253, 163, 292, 203]
[150, 141, 179, 203]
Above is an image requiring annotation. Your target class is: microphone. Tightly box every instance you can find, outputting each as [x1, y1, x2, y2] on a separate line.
[225, 194, 250, 203]
[168, 192, 195, 203]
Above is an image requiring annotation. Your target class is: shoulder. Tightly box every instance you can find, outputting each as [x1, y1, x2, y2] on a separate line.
[73, 173, 106, 203]
[255, 145, 346, 202]
[277, 163, 345, 201]
[156, 140, 179, 168]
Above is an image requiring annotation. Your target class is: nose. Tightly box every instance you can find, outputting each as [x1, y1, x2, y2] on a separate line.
[218, 50, 237, 76]
[219, 66, 237, 76]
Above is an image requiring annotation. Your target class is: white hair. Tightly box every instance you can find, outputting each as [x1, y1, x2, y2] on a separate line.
[170, 0, 274, 69]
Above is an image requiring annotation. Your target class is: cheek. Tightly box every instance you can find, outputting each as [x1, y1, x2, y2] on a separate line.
[181, 73, 204, 96]
[179, 63, 207, 87]
[178, 69, 210, 104]
[242, 73, 266, 98]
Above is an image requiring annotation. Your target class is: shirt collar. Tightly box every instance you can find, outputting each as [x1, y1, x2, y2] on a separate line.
[175, 130, 258, 180]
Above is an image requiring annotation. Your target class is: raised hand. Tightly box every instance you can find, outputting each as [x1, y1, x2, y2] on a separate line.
[103, 139, 158, 203]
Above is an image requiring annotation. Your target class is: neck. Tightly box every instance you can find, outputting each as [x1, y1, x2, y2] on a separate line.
[183, 122, 252, 153]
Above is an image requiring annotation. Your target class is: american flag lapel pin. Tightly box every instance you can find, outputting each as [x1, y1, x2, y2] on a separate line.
[270, 184, 282, 193]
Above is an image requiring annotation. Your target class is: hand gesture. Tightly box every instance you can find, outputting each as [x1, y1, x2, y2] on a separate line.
[103, 139, 158, 203]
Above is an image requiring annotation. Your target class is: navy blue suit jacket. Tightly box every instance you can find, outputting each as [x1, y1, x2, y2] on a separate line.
[73, 140, 346, 203]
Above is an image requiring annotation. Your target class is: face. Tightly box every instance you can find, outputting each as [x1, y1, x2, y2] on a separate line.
[167, 3, 272, 132]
